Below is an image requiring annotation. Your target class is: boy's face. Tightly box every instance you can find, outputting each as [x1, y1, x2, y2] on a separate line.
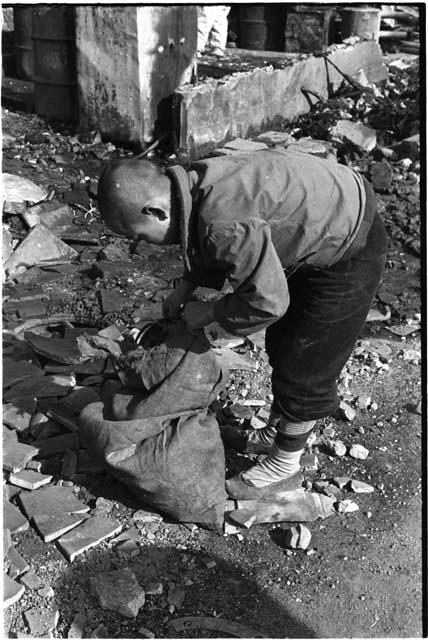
[122, 214, 170, 245]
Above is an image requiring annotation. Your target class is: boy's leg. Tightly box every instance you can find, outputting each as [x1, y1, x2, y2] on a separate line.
[197, 6, 215, 54]
[227, 212, 388, 495]
[207, 6, 230, 53]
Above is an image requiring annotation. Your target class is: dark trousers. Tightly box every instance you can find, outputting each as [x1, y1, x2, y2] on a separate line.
[266, 210, 388, 428]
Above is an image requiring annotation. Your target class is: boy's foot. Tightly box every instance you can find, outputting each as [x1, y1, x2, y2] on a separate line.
[206, 47, 225, 57]
[225, 469, 303, 500]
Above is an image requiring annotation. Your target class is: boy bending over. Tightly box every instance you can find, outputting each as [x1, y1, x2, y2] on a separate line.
[97, 148, 387, 500]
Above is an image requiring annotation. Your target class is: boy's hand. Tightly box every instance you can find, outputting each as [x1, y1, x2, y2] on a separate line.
[163, 279, 197, 318]
[182, 302, 215, 332]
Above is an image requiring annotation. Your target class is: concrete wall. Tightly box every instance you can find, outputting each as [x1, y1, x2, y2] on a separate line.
[175, 41, 388, 159]
[76, 6, 197, 147]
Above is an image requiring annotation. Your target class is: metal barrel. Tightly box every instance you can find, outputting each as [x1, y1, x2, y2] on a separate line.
[239, 5, 285, 51]
[13, 6, 34, 80]
[340, 7, 381, 42]
[32, 5, 78, 121]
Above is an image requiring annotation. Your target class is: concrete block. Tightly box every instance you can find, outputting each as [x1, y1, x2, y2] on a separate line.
[175, 41, 387, 158]
[76, 6, 197, 145]
[330, 120, 377, 152]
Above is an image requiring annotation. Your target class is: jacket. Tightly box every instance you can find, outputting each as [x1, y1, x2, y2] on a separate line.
[167, 148, 368, 336]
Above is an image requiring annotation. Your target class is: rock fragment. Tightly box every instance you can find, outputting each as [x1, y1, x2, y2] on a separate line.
[330, 120, 377, 152]
[8, 470, 53, 490]
[3, 439, 39, 473]
[20, 570, 43, 591]
[23, 606, 59, 636]
[4, 500, 29, 534]
[38, 585, 55, 598]
[90, 568, 145, 617]
[67, 612, 88, 638]
[133, 509, 163, 524]
[332, 476, 351, 490]
[326, 439, 347, 457]
[168, 585, 185, 609]
[56, 516, 121, 561]
[90, 624, 110, 638]
[4, 574, 25, 607]
[6, 546, 30, 578]
[284, 524, 312, 550]
[338, 400, 356, 421]
[349, 444, 369, 460]
[336, 500, 359, 513]
[350, 480, 374, 494]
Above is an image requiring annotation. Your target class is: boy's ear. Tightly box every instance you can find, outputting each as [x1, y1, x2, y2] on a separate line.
[142, 206, 168, 221]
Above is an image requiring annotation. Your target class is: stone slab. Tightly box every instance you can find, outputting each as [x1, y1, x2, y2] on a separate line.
[330, 119, 377, 152]
[33, 512, 88, 543]
[4, 224, 78, 277]
[4, 500, 29, 534]
[8, 470, 53, 490]
[89, 568, 145, 617]
[3, 375, 73, 401]
[2, 358, 43, 389]
[20, 570, 43, 591]
[2, 403, 33, 433]
[175, 41, 387, 158]
[2, 173, 47, 205]
[4, 574, 25, 608]
[56, 516, 122, 561]
[18, 484, 90, 519]
[34, 433, 80, 457]
[23, 606, 60, 636]
[3, 440, 39, 473]
[24, 331, 82, 365]
[7, 546, 30, 578]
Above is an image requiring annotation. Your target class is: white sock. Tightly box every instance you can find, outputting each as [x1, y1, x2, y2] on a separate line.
[241, 444, 303, 487]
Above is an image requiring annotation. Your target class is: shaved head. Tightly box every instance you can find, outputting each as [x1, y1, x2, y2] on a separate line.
[97, 158, 177, 244]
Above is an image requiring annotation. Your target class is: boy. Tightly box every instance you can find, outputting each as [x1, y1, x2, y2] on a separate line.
[97, 148, 387, 499]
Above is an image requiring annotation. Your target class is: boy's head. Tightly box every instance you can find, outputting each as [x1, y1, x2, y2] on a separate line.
[97, 158, 178, 245]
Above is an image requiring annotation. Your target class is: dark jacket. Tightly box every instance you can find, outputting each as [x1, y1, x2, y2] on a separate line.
[168, 148, 368, 336]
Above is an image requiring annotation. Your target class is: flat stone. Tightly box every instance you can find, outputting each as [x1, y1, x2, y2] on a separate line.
[349, 444, 369, 460]
[296, 523, 312, 550]
[3, 439, 39, 473]
[300, 453, 319, 470]
[3, 375, 73, 401]
[2, 173, 47, 205]
[20, 570, 43, 591]
[90, 568, 145, 617]
[330, 120, 377, 152]
[91, 624, 110, 638]
[338, 400, 356, 421]
[99, 243, 128, 261]
[16, 300, 47, 319]
[26, 459, 42, 472]
[370, 161, 393, 191]
[4, 224, 77, 277]
[23, 606, 59, 636]
[38, 585, 55, 598]
[115, 539, 140, 559]
[99, 288, 132, 313]
[3, 357, 43, 389]
[4, 574, 25, 608]
[56, 516, 122, 562]
[34, 433, 80, 457]
[4, 484, 21, 501]
[350, 479, 374, 494]
[26, 200, 74, 234]
[2, 403, 33, 433]
[8, 470, 53, 490]
[255, 131, 295, 146]
[114, 526, 140, 544]
[7, 546, 30, 578]
[25, 331, 81, 365]
[34, 512, 89, 543]
[248, 416, 266, 429]
[132, 509, 163, 524]
[67, 612, 88, 638]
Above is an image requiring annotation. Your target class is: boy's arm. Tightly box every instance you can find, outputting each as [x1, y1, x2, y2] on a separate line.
[163, 278, 198, 318]
[194, 219, 289, 336]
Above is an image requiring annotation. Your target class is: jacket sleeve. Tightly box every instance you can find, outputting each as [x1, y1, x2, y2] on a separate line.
[204, 219, 289, 336]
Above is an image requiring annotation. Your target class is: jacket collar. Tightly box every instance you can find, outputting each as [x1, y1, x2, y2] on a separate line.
[166, 165, 194, 273]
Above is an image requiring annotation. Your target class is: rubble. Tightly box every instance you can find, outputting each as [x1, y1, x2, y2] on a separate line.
[349, 444, 370, 460]
[90, 568, 145, 617]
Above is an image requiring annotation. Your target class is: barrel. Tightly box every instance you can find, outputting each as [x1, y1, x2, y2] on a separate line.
[13, 6, 34, 80]
[32, 6, 77, 121]
[340, 7, 381, 42]
[239, 5, 285, 51]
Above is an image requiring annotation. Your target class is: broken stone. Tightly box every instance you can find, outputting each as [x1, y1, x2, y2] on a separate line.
[34, 433, 80, 457]
[132, 509, 163, 524]
[4, 574, 25, 608]
[145, 581, 164, 596]
[323, 424, 336, 438]
[26, 200, 74, 234]
[7, 546, 30, 579]
[287, 137, 336, 159]
[168, 585, 185, 609]
[3, 439, 39, 473]
[90, 568, 145, 617]
[138, 625, 155, 638]
[3, 173, 47, 207]
[224, 403, 254, 421]
[93, 497, 114, 514]
[20, 570, 43, 591]
[2, 403, 33, 433]
[366, 306, 391, 322]
[392, 133, 420, 160]
[369, 161, 393, 192]
[23, 606, 59, 636]
[336, 499, 359, 513]
[248, 415, 266, 430]
[349, 444, 369, 460]
[338, 401, 356, 421]
[284, 524, 311, 550]
[214, 347, 258, 373]
[300, 453, 319, 470]
[25, 330, 81, 365]
[3, 501, 30, 533]
[8, 470, 53, 490]
[243, 398, 266, 407]
[114, 526, 140, 544]
[326, 439, 347, 457]
[356, 395, 372, 410]
[37, 585, 55, 598]
[4, 224, 78, 277]
[99, 243, 128, 262]
[330, 120, 377, 152]
[67, 612, 88, 638]
[56, 516, 122, 561]
[224, 138, 268, 152]
[91, 624, 110, 638]
[3, 357, 43, 389]
[386, 324, 420, 337]
[4, 375, 73, 401]
[332, 476, 351, 490]
[16, 299, 47, 319]
[255, 131, 295, 146]
[3, 225, 13, 264]
[350, 479, 374, 494]
[115, 539, 140, 559]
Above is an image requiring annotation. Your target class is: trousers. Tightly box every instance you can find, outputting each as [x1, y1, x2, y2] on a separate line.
[266, 188, 388, 425]
[197, 6, 230, 52]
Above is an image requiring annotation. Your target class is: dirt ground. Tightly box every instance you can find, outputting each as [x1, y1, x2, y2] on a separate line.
[2, 55, 424, 639]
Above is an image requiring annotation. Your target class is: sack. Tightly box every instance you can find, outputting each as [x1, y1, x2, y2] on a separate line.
[79, 323, 226, 531]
